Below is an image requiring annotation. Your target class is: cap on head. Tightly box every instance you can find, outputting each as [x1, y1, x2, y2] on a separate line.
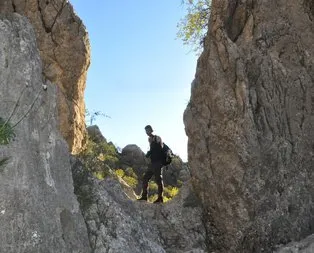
[145, 125, 153, 132]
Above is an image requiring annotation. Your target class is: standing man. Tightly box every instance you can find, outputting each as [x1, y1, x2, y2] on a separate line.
[138, 125, 164, 203]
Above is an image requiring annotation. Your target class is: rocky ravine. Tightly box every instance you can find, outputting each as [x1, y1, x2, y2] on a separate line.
[0, 12, 206, 253]
[184, 0, 314, 252]
[3, 0, 314, 252]
[0, 0, 91, 154]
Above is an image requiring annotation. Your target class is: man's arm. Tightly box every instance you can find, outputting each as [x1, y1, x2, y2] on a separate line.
[146, 136, 153, 157]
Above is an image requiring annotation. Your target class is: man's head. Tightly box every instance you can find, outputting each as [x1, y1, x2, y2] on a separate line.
[145, 125, 153, 136]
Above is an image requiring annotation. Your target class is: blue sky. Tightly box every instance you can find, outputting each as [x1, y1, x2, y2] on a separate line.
[70, 1, 198, 162]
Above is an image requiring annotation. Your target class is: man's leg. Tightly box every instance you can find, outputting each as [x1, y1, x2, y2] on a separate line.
[153, 162, 164, 203]
[138, 166, 154, 201]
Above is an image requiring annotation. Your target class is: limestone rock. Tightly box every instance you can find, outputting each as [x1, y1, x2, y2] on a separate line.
[71, 157, 206, 253]
[163, 157, 190, 186]
[0, 13, 90, 253]
[87, 125, 107, 144]
[0, 0, 91, 154]
[121, 144, 147, 166]
[184, 0, 314, 252]
[120, 144, 148, 179]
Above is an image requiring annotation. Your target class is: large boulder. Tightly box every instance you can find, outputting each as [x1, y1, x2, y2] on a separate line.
[121, 144, 146, 166]
[120, 144, 148, 177]
[184, 0, 314, 252]
[0, 13, 90, 252]
[0, 0, 91, 154]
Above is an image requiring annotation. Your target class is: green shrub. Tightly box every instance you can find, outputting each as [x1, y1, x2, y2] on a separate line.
[149, 194, 171, 203]
[149, 194, 158, 202]
[0, 118, 15, 145]
[115, 169, 125, 178]
[78, 137, 120, 180]
[115, 168, 138, 188]
[103, 154, 119, 165]
[163, 196, 171, 203]
[148, 182, 158, 192]
[122, 175, 138, 188]
[0, 118, 14, 172]
[93, 171, 106, 180]
[164, 186, 179, 198]
[125, 167, 137, 178]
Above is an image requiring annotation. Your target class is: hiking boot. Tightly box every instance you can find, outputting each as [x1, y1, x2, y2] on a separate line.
[153, 197, 163, 203]
[137, 195, 147, 201]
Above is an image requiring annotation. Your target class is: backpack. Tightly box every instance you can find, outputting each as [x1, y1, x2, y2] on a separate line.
[161, 143, 174, 166]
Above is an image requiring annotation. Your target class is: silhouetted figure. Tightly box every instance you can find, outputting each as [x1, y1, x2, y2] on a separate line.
[138, 125, 164, 203]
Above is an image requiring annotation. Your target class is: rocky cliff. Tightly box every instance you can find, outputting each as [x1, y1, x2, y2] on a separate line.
[0, 0, 90, 154]
[184, 0, 314, 252]
[0, 13, 90, 252]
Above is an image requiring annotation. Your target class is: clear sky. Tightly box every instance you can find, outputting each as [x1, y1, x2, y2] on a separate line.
[70, 0, 198, 162]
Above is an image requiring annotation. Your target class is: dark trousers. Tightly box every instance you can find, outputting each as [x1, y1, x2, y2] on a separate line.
[141, 161, 163, 197]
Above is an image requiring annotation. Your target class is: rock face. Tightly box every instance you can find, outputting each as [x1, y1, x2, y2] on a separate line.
[275, 234, 314, 253]
[0, 14, 91, 253]
[184, 0, 314, 252]
[87, 125, 107, 144]
[163, 157, 190, 186]
[0, 0, 91, 154]
[71, 157, 206, 253]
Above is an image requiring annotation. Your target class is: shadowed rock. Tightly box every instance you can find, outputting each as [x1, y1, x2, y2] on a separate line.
[87, 125, 107, 144]
[0, 13, 90, 253]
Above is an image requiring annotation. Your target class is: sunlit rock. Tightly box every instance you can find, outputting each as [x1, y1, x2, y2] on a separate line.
[1, 0, 91, 154]
[184, 0, 314, 252]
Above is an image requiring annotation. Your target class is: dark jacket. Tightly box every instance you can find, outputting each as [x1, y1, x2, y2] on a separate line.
[146, 135, 163, 163]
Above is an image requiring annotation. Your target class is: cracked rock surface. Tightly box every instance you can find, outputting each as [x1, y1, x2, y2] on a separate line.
[184, 0, 314, 252]
[1, 0, 91, 154]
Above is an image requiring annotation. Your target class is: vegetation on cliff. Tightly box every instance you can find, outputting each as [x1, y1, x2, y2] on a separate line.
[0, 117, 15, 170]
[177, 0, 211, 53]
